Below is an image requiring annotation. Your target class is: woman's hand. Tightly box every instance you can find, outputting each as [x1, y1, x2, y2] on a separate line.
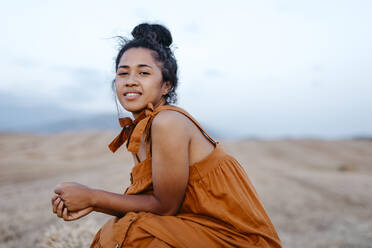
[62, 206, 94, 221]
[52, 194, 65, 218]
[53, 182, 94, 212]
[51, 193, 93, 221]
[51, 182, 77, 218]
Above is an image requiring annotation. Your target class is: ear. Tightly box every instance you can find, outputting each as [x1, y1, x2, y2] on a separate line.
[161, 81, 172, 96]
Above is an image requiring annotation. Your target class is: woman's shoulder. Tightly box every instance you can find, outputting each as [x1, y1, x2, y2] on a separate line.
[150, 108, 192, 151]
[152, 107, 192, 131]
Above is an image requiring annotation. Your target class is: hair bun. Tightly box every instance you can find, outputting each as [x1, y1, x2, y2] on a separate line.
[132, 23, 172, 47]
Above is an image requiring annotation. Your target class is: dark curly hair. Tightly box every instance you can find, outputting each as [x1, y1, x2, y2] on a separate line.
[113, 23, 178, 104]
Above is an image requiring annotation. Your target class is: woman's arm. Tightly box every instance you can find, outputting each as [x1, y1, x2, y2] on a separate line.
[52, 192, 124, 220]
[54, 111, 190, 217]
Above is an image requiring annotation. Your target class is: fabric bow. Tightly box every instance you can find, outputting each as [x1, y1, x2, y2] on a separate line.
[108, 102, 156, 154]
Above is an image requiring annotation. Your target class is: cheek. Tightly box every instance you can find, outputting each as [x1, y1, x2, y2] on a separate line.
[143, 78, 163, 93]
[152, 84, 165, 98]
[114, 81, 124, 100]
[114, 78, 122, 92]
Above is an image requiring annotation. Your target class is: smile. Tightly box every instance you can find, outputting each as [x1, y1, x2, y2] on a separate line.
[125, 93, 141, 96]
[123, 92, 141, 100]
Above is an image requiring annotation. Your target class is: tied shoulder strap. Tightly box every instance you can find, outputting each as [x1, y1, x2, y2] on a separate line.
[108, 102, 157, 153]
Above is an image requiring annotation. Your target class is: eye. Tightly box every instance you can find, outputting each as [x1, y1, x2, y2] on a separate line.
[118, 72, 128, 76]
[139, 71, 150, 75]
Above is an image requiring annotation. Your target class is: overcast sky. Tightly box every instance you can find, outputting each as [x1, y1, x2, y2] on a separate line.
[1, 0, 371, 138]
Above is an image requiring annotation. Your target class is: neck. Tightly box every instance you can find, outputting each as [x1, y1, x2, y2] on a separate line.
[132, 98, 167, 119]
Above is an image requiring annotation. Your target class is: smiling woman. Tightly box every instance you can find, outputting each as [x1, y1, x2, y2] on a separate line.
[51, 23, 282, 248]
[115, 47, 171, 116]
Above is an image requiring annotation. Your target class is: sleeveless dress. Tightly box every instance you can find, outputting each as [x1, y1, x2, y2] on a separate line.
[90, 104, 282, 248]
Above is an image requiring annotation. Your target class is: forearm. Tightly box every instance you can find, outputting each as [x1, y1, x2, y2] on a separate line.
[90, 189, 175, 216]
[93, 207, 125, 218]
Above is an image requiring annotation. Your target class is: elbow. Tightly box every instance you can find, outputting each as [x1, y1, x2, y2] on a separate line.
[151, 196, 179, 216]
[153, 203, 179, 216]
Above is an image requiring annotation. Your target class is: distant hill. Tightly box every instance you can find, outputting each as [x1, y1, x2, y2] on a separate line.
[25, 113, 121, 133]
[0, 92, 92, 132]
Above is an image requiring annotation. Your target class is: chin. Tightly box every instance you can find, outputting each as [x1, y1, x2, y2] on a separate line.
[121, 101, 147, 113]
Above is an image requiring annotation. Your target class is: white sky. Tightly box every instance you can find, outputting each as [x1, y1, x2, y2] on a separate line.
[1, 0, 371, 138]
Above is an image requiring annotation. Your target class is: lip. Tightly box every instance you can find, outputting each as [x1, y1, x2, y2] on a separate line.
[123, 90, 142, 96]
[123, 90, 142, 101]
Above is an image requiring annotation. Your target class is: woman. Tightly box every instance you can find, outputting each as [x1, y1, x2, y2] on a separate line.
[52, 23, 282, 248]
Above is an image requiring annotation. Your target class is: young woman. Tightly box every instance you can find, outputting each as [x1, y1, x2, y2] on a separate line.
[51, 23, 282, 248]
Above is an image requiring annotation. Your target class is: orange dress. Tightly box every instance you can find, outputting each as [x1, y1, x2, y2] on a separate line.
[90, 104, 282, 248]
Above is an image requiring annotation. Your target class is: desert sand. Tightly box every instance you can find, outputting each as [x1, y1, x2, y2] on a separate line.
[0, 131, 371, 247]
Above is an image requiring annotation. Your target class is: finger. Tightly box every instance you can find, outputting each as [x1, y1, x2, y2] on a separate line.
[54, 187, 62, 195]
[63, 207, 70, 221]
[51, 194, 58, 205]
[53, 197, 61, 214]
[57, 200, 64, 217]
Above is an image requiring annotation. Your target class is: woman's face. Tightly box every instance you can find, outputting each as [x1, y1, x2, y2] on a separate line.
[115, 47, 170, 117]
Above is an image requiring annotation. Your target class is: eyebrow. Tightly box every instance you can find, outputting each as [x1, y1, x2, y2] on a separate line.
[118, 64, 153, 69]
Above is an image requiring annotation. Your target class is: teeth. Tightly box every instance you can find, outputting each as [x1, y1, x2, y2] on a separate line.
[126, 93, 140, 96]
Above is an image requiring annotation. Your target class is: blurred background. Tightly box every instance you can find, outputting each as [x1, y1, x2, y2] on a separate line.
[1, 0, 371, 138]
[1, 1, 372, 248]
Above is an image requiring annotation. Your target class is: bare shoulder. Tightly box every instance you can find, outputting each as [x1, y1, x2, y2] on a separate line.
[151, 108, 214, 166]
[151, 110, 191, 158]
[151, 109, 191, 131]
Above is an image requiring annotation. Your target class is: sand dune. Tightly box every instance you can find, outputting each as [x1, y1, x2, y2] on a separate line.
[0, 132, 371, 247]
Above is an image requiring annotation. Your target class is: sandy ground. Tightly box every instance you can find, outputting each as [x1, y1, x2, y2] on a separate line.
[0, 131, 371, 248]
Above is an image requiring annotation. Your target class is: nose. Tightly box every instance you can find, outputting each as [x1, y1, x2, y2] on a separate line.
[125, 74, 139, 87]
[125, 81, 138, 87]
